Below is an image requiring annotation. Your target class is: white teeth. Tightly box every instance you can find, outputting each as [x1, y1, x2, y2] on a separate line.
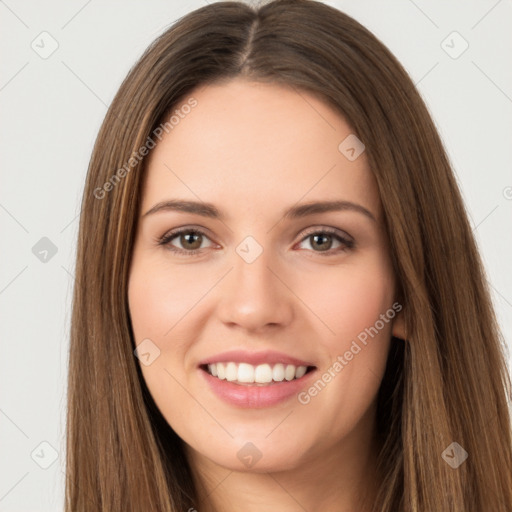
[284, 364, 296, 381]
[206, 362, 309, 383]
[295, 365, 307, 378]
[225, 362, 238, 381]
[237, 363, 254, 383]
[216, 362, 226, 380]
[272, 363, 285, 382]
[254, 363, 273, 383]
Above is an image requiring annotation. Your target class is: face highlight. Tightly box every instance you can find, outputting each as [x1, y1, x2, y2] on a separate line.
[128, 78, 403, 477]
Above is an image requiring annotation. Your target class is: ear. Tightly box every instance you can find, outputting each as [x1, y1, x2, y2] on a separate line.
[391, 306, 406, 340]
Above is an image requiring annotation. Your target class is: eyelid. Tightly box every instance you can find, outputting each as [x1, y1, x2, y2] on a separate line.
[294, 225, 355, 256]
[156, 225, 217, 255]
[297, 225, 353, 243]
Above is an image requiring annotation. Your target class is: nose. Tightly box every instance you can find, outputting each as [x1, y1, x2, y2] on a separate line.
[216, 244, 294, 333]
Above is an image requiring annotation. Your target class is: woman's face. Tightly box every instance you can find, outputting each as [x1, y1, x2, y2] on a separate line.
[128, 78, 404, 474]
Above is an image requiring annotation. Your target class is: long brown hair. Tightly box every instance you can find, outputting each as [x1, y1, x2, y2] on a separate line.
[65, 1, 512, 510]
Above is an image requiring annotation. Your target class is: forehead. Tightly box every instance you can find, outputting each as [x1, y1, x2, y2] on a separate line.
[142, 78, 380, 222]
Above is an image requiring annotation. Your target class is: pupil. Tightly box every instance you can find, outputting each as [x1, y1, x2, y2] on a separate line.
[182, 232, 201, 249]
[312, 234, 331, 251]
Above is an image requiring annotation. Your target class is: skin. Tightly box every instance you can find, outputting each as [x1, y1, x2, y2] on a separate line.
[128, 78, 405, 512]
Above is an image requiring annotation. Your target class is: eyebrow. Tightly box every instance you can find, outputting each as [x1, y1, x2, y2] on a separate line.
[143, 199, 377, 223]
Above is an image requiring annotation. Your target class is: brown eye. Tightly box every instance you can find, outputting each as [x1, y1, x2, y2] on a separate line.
[297, 227, 354, 255]
[179, 231, 203, 250]
[158, 228, 213, 255]
[309, 233, 333, 251]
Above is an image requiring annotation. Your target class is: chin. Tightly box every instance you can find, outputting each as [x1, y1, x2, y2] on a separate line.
[194, 436, 309, 474]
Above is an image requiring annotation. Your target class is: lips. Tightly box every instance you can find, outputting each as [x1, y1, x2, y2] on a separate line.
[197, 349, 317, 408]
[197, 349, 315, 368]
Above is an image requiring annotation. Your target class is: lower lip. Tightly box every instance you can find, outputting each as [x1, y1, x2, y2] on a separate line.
[199, 367, 316, 408]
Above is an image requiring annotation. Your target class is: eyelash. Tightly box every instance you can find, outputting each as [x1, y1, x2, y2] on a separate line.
[156, 226, 355, 258]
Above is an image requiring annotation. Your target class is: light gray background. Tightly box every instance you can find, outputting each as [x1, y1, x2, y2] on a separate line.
[1, 1, 511, 510]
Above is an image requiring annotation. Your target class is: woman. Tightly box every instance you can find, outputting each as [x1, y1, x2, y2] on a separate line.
[65, 1, 512, 510]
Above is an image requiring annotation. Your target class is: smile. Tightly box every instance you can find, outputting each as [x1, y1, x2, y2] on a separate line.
[204, 362, 313, 385]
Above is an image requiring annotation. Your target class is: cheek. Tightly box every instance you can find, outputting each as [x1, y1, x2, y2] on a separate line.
[128, 255, 219, 408]
[293, 257, 395, 427]
[294, 256, 395, 406]
[128, 261, 200, 425]
[299, 257, 395, 348]
[127, 259, 191, 401]
[128, 258, 204, 346]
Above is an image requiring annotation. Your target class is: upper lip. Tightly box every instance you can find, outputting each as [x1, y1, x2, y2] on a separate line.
[198, 350, 316, 368]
